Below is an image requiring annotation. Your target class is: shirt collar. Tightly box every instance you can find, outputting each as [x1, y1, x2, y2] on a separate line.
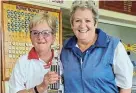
[28, 47, 55, 69]
[64, 28, 109, 49]
[28, 47, 39, 59]
[64, 36, 77, 49]
[28, 47, 54, 61]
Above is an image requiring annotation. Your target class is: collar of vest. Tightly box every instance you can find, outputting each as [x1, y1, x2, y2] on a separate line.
[64, 28, 109, 49]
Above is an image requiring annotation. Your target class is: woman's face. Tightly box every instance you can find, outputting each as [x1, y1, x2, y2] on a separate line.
[71, 8, 97, 43]
[30, 22, 55, 52]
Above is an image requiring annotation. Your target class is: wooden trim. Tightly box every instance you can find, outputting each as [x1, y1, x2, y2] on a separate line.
[59, 11, 62, 49]
[0, 0, 2, 93]
[2, 1, 60, 13]
[1, 1, 5, 81]
[2, 81, 5, 93]
[0, 25, 2, 93]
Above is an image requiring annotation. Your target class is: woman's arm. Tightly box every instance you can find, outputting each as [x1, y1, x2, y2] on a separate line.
[17, 71, 60, 93]
[113, 42, 133, 92]
[120, 88, 131, 93]
[17, 83, 48, 93]
[17, 88, 34, 93]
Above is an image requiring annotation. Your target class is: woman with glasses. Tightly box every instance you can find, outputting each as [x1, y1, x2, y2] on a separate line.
[60, 0, 133, 93]
[9, 13, 63, 93]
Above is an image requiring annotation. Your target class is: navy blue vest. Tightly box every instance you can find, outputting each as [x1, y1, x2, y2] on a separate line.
[60, 29, 120, 93]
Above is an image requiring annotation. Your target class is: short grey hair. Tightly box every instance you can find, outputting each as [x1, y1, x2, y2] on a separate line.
[70, 0, 99, 25]
[29, 12, 57, 34]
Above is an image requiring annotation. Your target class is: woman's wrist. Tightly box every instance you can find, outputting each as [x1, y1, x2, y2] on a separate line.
[35, 82, 48, 93]
[34, 86, 39, 93]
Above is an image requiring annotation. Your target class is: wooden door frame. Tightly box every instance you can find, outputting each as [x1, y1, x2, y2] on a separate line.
[0, 1, 2, 93]
[0, 22, 2, 93]
[0, 1, 2, 92]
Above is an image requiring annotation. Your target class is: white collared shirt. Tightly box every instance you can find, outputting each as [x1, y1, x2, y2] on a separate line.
[113, 42, 133, 89]
[9, 50, 63, 93]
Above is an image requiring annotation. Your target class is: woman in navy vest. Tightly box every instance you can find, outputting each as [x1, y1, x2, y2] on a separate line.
[60, 0, 133, 93]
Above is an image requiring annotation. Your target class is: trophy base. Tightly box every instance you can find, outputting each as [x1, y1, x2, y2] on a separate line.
[47, 90, 62, 93]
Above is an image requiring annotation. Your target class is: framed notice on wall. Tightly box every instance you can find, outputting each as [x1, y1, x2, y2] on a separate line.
[1, 1, 62, 80]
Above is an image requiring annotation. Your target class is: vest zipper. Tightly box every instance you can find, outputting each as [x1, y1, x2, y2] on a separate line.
[80, 57, 85, 93]
[80, 57, 83, 67]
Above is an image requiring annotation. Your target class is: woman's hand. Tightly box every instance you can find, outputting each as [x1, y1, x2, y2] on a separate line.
[39, 71, 60, 91]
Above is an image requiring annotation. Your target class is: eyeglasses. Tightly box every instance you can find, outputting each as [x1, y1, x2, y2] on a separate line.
[30, 30, 53, 38]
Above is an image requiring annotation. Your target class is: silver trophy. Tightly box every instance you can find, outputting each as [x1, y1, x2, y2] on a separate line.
[47, 56, 64, 93]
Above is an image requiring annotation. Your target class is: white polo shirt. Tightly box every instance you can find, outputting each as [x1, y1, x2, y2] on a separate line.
[9, 48, 63, 93]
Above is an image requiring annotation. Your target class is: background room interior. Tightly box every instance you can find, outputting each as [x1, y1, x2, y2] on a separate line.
[0, 0, 136, 93]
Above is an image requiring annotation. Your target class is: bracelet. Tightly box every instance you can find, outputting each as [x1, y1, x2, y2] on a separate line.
[34, 86, 39, 93]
